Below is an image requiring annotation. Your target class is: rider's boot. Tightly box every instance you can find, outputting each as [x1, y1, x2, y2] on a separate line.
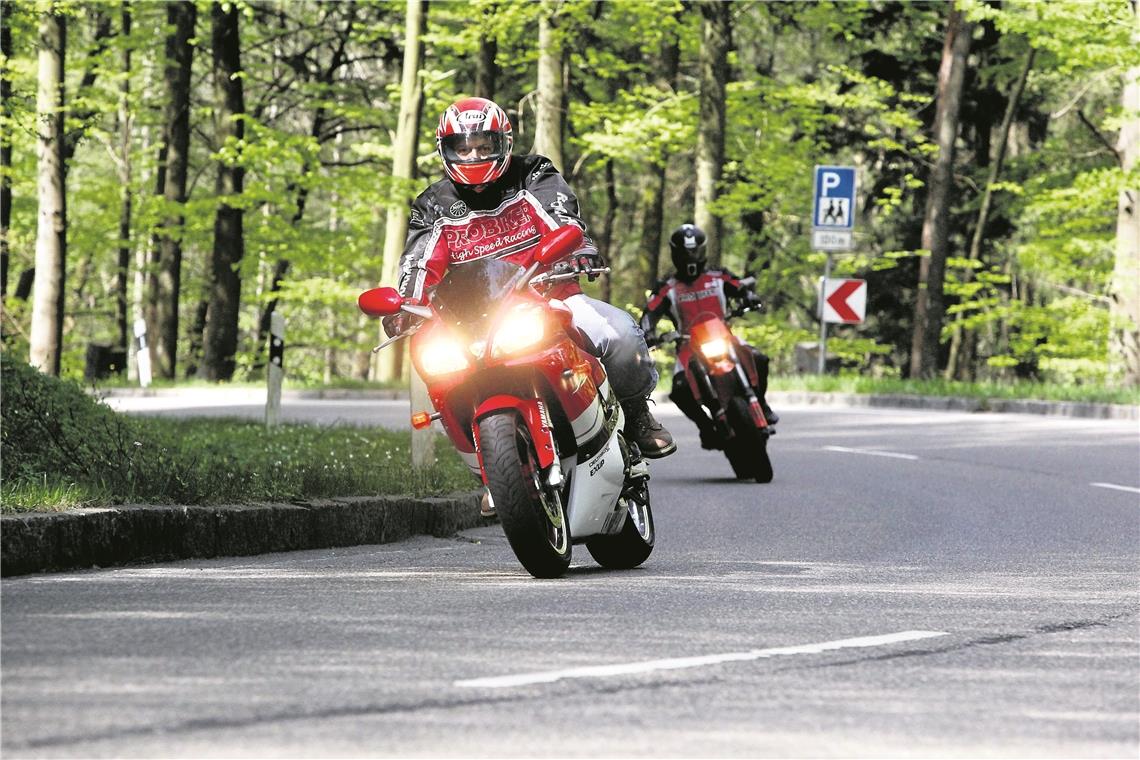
[621, 396, 676, 459]
[760, 397, 779, 426]
[480, 487, 496, 518]
[697, 418, 723, 450]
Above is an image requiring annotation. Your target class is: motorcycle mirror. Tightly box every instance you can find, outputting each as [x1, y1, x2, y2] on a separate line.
[358, 287, 404, 317]
[533, 226, 585, 267]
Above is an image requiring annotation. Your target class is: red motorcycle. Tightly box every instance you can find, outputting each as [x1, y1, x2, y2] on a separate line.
[358, 227, 654, 578]
[653, 289, 774, 483]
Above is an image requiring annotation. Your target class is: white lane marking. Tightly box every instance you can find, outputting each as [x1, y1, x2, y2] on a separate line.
[454, 630, 948, 689]
[1090, 482, 1140, 495]
[823, 445, 919, 460]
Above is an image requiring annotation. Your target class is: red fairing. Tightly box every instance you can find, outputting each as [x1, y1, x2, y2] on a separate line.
[472, 395, 556, 469]
[410, 298, 604, 463]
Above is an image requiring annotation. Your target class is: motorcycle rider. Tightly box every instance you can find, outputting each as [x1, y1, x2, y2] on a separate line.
[641, 223, 778, 450]
[383, 97, 675, 512]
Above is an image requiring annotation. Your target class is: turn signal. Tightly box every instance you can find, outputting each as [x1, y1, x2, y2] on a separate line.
[411, 411, 434, 429]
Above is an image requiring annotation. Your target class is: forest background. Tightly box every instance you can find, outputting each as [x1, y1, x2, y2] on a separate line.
[1, 0, 1138, 391]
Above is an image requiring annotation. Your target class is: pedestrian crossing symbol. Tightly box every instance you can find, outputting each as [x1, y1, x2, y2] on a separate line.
[817, 197, 850, 227]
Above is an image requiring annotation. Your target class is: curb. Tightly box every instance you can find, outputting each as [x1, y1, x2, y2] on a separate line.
[1, 492, 485, 577]
[761, 391, 1137, 420]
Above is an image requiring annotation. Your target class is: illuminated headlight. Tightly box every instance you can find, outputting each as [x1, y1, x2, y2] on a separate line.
[700, 338, 729, 360]
[418, 335, 470, 376]
[491, 305, 547, 357]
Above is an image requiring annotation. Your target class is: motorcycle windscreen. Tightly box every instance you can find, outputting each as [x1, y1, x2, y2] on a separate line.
[432, 257, 524, 329]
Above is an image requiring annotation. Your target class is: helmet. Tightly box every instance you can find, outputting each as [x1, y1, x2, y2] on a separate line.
[669, 224, 707, 281]
[436, 97, 513, 186]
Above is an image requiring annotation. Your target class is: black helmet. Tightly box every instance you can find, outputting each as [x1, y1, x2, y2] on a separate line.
[669, 224, 707, 281]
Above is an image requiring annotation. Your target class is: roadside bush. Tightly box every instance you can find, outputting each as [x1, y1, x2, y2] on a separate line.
[2, 356, 146, 487]
[0, 356, 475, 512]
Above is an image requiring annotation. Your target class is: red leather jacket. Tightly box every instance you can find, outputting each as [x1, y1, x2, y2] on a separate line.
[396, 154, 597, 304]
[641, 270, 751, 334]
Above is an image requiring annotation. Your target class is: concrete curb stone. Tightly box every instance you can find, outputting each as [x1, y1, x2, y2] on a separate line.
[1, 492, 484, 577]
[760, 390, 1136, 420]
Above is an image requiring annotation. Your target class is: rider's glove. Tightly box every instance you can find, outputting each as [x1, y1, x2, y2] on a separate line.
[551, 252, 604, 282]
[382, 311, 415, 339]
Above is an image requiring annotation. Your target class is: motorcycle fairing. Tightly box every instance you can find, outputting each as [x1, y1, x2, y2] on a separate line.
[565, 424, 628, 539]
[472, 395, 556, 469]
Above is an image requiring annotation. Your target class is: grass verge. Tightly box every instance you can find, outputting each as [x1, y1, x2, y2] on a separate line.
[1, 357, 474, 514]
[767, 375, 1139, 406]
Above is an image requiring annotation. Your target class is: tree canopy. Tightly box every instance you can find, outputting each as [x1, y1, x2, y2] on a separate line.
[1, 0, 1136, 386]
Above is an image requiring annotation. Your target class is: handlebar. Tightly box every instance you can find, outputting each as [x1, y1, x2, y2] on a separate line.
[530, 267, 611, 285]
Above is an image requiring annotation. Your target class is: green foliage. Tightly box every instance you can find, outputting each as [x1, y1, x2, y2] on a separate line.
[770, 372, 1140, 406]
[0, 357, 473, 512]
[2, 0, 1134, 389]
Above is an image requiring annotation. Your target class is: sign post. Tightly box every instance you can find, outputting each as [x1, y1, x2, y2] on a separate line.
[266, 313, 284, 428]
[812, 165, 858, 373]
[133, 319, 152, 388]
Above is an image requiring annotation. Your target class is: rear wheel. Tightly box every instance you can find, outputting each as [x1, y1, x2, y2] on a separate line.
[478, 412, 571, 578]
[724, 398, 774, 484]
[585, 480, 654, 569]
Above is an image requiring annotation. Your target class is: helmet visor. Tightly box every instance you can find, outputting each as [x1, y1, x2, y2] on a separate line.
[440, 132, 509, 165]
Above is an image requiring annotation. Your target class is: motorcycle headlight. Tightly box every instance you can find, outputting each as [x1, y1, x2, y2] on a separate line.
[491, 304, 547, 357]
[417, 334, 470, 377]
[699, 338, 729, 360]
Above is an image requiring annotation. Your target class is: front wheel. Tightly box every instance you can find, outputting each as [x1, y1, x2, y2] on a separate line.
[478, 412, 571, 578]
[724, 397, 774, 484]
[585, 481, 654, 569]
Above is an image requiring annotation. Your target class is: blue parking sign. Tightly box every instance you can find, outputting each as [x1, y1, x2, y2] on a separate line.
[813, 166, 856, 230]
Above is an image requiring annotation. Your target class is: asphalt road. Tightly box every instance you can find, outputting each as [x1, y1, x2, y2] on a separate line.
[3, 402, 1138, 758]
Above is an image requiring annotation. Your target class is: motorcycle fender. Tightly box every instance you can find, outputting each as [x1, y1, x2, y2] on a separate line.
[472, 395, 556, 470]
[565, 426, 627, 539]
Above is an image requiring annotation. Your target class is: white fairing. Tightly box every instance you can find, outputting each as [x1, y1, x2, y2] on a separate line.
[565, 425, 627, 538]
[567, 378, 617, 445]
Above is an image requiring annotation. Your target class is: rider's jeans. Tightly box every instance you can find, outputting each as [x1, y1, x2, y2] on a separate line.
[562, 294, 658, 402]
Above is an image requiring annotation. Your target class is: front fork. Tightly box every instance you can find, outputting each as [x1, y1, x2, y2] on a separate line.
[692, 347, 769, 439]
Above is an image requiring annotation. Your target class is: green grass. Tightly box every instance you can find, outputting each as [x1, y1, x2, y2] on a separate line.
[1, 478, 108, 513]
[767, 375, 1140, 406]
[1, 357, 475, 514]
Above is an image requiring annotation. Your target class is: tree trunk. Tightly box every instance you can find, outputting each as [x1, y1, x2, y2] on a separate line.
[1, 15, 12, 300]
[945, 47, 1035, 380]
[29, 11, 66, 375]
[474, 6, 498, 101]
[532, 0, 564, 171]
[130, 52, 158, 382]
[1111, 62, 1140, 384]
[695, 0, 731, 268]
[151, 1, 196, 379]
[184, 297, 208, 378]
[640, 22, 680, 294]
[200, 1, 246, 382]
[114, 5, 132, 356]
[909, 6, 973, 379]
[599, 159, 617, 303]
[255, 9, 358, 364]
[377, 0, 427, 384]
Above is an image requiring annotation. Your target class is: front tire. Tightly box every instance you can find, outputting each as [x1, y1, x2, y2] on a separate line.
[724, 398, 774, 484]
[478, 412, 571, 578]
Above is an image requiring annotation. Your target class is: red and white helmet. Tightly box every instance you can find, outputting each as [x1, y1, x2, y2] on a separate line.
[436, 97, 513, 186]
